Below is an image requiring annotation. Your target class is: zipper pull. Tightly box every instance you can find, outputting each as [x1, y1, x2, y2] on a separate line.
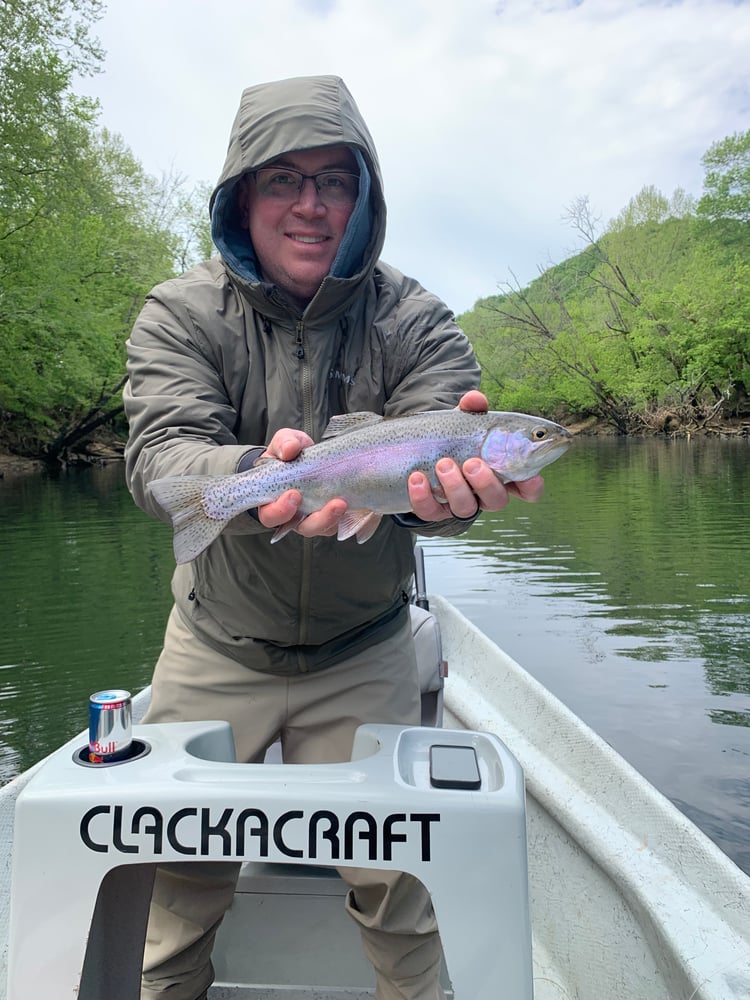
[295, 321, 305, 359]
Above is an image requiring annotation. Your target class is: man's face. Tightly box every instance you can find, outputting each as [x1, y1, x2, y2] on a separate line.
[240, 145, 358, 305]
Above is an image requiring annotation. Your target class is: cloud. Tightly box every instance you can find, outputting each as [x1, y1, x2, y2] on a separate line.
[80, 0, 750, 312]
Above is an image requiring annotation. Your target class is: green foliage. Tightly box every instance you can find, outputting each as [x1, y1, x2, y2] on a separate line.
[0, 0, 212, 458]
[460, 180, 750, 433]
[698, 129, 750, 223]
[608, 185, 697, 231]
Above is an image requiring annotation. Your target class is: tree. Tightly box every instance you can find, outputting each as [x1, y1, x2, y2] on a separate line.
[609, 185, 696, 232]
[463, 178, 749, 433]
[471, 195, 702, 432]
[0, 0, 212, 459]
[143, 168, 214, 274]
[694, 129, 750, 412]
[698, 129, 750, 223]
[0, 0, 104, 238]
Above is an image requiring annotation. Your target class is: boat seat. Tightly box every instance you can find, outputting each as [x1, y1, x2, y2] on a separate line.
[10, 720, 532, 999]
[410, 603, 446, 727]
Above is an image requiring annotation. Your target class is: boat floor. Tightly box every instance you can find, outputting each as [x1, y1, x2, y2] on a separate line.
[208, 862, 453, 999]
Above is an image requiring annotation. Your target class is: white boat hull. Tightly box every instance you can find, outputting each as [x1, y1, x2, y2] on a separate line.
[1, 594, 749, 999]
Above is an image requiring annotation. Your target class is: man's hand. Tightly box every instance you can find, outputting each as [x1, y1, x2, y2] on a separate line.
[406, 390, 545, 522]
[256, 428, 347, 538]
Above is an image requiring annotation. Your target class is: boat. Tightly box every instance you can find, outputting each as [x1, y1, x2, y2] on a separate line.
[1, 554, 749, 999]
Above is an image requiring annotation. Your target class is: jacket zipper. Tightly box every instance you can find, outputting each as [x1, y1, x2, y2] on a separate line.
[295, 320, 314, 435]
[296, 319, 314, 649]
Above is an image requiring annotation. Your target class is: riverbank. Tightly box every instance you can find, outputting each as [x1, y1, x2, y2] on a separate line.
[579, 417, 750, 437]
[0, 452, 46, 477]
[1, 414, 747, 479]
[0, 439, 125, 478]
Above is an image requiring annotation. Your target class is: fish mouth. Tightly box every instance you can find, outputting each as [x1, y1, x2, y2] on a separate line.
[532, 434, 573, 469]
[542, 439, 572, 461]
[517, 435, 572, 478]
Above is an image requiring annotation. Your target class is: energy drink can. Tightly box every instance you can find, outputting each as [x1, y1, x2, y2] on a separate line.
[88, 689, 132, 763]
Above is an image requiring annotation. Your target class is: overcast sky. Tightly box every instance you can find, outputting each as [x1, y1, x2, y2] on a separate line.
[79, 0, 750, 314]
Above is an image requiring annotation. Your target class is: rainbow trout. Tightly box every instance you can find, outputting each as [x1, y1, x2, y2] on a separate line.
[148, 409, 572, 564]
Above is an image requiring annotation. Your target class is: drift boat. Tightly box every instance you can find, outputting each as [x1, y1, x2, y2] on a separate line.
[1, 573, 749, 999]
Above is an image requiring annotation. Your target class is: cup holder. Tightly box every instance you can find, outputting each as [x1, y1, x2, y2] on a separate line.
[73, 739, 151, 768]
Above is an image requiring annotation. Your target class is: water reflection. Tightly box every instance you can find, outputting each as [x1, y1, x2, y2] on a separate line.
[427, 436, 750, 689]
[421, 435, 750, 873]
[0, 464, 174, 781]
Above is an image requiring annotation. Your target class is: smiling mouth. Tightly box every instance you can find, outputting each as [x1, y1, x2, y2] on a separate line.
[289, 234, 328, 244]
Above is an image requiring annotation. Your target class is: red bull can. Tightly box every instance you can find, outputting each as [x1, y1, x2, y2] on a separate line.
[88, 689, 132, 763]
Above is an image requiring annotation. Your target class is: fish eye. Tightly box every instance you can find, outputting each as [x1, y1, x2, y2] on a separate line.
[532, 427, 549, 440]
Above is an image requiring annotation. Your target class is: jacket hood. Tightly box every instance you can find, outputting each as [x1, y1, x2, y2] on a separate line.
[209, 75, 386, 303]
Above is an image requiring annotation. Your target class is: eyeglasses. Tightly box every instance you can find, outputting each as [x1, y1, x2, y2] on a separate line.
[253, 167, 359, 207]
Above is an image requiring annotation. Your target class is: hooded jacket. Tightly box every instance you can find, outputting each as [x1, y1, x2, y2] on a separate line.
[124, 75, 480, 674]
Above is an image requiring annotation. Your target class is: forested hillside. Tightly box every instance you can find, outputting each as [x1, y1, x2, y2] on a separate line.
[1, 2, 748, 463]
[460, 144, 750, 435]
[0, 0, 211, 462]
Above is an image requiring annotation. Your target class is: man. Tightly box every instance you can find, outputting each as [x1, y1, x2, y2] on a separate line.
[124, 75, 543, 1000]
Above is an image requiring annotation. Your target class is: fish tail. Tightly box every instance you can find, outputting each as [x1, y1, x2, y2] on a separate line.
[148, 475, 232, 564]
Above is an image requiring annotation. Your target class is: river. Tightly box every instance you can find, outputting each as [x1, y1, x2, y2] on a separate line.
[1, 436, 749, 875]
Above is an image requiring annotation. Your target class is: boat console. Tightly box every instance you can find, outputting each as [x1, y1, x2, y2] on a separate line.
[8, 720, 532, 999]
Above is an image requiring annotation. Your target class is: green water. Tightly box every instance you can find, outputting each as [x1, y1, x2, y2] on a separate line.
[0, 464, 173, 778]
[1, 437, 749, 874]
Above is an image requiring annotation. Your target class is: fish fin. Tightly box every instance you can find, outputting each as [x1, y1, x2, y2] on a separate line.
[355, 513, 383, 544]
[337, 509, 382, 543]
[270, 511, 307, 544]
[147, 476, 231, 564]
[321, 411, 384, 440]
[272, 510, 382, 545]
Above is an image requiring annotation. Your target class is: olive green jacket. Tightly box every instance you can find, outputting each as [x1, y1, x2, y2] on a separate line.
[124, 76, 480, 673]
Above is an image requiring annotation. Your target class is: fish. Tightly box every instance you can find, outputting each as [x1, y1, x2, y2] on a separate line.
[148, 409, 573, 564]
